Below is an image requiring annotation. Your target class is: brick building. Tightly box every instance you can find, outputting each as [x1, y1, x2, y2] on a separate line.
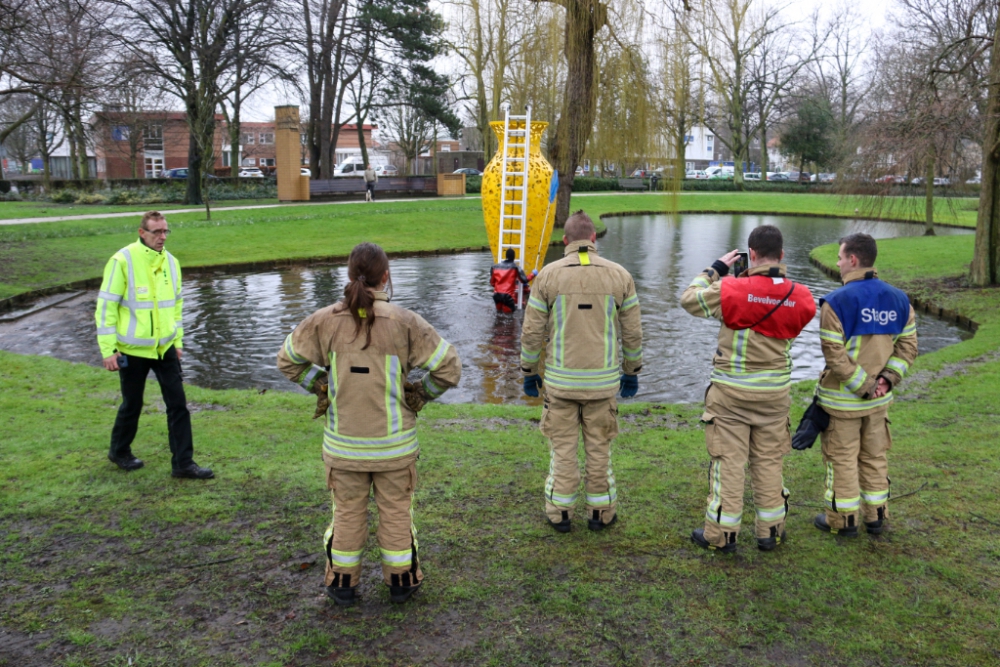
[92, 111, 377, 178]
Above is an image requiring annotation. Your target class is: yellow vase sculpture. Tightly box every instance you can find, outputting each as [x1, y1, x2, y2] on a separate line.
[481, 120, 556, 276]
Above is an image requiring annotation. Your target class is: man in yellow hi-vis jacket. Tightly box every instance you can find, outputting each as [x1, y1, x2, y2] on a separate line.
[95, 211, 212, 479]
[520, 210, 643, 533]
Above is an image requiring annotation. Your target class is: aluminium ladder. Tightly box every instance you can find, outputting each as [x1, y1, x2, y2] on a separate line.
[497, 103, 532, 309]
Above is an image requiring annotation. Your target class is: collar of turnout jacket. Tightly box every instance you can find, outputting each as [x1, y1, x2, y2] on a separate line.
[520, 239, 643, 400]
[95, 239, 182, 359]
[277, 289, 462, 469]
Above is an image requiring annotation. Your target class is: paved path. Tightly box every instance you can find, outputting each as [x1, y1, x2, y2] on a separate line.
[0, 191, 697, 226]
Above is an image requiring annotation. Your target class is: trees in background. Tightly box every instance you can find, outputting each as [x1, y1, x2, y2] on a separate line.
[780, 93, 835, 175]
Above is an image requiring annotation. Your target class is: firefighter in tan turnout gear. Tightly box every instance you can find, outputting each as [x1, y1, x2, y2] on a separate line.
[807, 233, 917, 537]
[277, 242, 461, 606]
[682, 225, 816, 552]
[520, 210, 643, 533]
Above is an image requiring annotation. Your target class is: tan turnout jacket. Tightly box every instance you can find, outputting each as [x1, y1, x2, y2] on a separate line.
[277, 291, 461, 471]
[520, 240, 643, 400]
[817, 269, 918, 418]
[681, 263, 805, 403]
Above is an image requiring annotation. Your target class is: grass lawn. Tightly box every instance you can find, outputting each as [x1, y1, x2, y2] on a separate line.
[0, 192, 980, 303]
[0, 199, 281, 221]
[2, 234, 999, 665]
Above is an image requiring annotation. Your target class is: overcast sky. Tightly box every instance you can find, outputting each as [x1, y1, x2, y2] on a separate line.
[240, 0, 891, 124]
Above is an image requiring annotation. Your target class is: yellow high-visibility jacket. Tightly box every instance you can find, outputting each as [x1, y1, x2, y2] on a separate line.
[95, 239, 183, 359]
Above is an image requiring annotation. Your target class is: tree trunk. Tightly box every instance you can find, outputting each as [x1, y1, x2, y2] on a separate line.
[760, 127, 769, 177]
[548, 0, 606, 228]
[970, 16, 1000, 286]
[357, 120, 369, 167]
[924, 152, 935, 236]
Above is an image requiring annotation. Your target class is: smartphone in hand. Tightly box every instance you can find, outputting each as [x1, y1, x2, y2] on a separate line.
[733, 252, 749, 276]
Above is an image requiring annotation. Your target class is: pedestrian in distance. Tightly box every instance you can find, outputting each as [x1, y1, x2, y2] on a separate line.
[95, 211, 213, 479]
[798, 233, 917, 537]
[681, 225, 815, 553]
[490, 248, 536, 313]
[520, 210, 643, 533]
[277, 242, 461, 607]
[363, 163, 378, 202]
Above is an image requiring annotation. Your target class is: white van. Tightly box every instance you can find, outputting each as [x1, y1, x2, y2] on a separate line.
[704, 166, 734, 180]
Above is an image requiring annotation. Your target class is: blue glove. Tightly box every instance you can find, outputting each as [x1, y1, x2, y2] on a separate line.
[619, 374, 638, 398]
[523, 374, 543, 397]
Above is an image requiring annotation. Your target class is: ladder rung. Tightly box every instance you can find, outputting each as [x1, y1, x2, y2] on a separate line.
[502, 215, 523, 219]
[504, 186, 524, 190]
[507, 130, 525, 136]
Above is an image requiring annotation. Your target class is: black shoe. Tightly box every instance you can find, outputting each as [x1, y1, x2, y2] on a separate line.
[171, 463, 214, 479]
[588, 511, 618, 532]
[326, 585, 357, 607]
[547, 510, 572, 533]
[691, 528, 736, 553]
[108, 453, 144, 471]
[757, 531, 787, 552]
[865, 507, 886, 535]
[814, 513, 858, 537]
[389, 582, 421, 603]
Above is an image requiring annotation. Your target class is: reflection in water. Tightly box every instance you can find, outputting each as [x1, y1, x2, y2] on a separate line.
[0, 214, 972, 403]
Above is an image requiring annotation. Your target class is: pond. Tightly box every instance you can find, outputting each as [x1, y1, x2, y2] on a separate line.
[0, 214, 972, 404]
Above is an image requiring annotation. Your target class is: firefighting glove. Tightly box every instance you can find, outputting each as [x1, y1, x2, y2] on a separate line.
[711, 260, 730, 277]
[619, 373, 639, 398]
[523, 374, 543, 397]
[404, 380, 430, 413]
[311, 372, 330, 420]
[791, 396, 830, 450]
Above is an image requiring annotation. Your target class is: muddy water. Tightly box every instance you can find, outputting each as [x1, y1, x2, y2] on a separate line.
[0, 214, 971, 403]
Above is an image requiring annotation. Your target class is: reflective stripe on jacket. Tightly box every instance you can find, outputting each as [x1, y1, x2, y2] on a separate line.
[277, 290, 462, 471]
[520, 240, 643, 400]
[94, 239, 183, 359]
[681, 263, 814, 399]
[817, 268, 918, 417]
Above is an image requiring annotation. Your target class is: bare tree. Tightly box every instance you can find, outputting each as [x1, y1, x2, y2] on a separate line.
[382, 101, 432, 175]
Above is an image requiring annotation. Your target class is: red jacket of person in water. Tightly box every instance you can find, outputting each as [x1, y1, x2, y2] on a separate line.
[490, 258, 532, 313]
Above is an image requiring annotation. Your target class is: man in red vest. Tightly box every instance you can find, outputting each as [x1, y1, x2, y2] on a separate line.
[681, 225, 816, 553]
[490, 248, 534, 313]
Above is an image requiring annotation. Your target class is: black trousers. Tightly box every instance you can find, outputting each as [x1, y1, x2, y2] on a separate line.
[366, 182, 376, 198]
[109, 345, 194, 471]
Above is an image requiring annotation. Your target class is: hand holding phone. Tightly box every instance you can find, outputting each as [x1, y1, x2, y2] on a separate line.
[732, 251, 749, 276]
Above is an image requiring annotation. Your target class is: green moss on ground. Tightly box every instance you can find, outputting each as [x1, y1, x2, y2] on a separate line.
[0, 192, 977, 302]
[3, 232, 1000, 666]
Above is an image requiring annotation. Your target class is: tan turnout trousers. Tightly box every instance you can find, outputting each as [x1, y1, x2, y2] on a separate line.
[820, 411, 891, 531]
[701, 385, 791, 546]
[541, 395, 619, 526]
[323, 462, 423, 590]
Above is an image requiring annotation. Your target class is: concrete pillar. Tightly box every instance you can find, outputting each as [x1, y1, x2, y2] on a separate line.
[275, 105, 309, 202]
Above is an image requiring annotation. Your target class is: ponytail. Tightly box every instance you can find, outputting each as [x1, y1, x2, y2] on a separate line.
[343, 242, 390, 349]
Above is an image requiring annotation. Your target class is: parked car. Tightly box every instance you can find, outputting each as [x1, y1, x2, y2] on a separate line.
[874, 175, 901, 184]
[333, 162, 361, 177]
[933, 177, 951, 186]
[769, 172, 790, 182]
[786, 171, 811, 183]
[239, 167, 265, 178]
[160, 168, 188, 179]
[686, 170, 709, 180]
[704, 166, 734, 180]
[743, 172, 762, 181]
[575, 166, 585, 177]
[817, 173, 836, 183]
[453, 168, 482, 176]
[911, 177, 925, 186]
[966, 176, 981, 185]
[374, 165, 398, 177]
[300, 167, 311, 178]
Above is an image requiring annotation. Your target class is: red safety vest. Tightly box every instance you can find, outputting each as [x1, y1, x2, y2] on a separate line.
[490, 266, 520, 297]
[720, 274, 816, 339]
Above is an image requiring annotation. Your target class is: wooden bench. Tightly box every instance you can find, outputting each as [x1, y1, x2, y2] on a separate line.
[310, 176, 438, 198]
[617, 178, 646, 191]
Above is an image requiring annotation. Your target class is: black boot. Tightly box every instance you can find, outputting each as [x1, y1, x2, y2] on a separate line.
[108, 453, 144, 471]
[691, 528, 737, 553]
[814, 513, 858, 537]
[389, 573, 421, 603]
[588, 510, 617, 532]
[326, 586, 357, 607]
[548, 510, 572, 533]
[756, 526, 787, 552]
[865, 507, 887, 535]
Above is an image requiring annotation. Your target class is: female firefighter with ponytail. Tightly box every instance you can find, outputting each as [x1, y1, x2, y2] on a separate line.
[277, 242, 461, 606]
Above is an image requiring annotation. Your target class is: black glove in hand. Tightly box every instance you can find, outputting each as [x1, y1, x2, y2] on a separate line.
[404, 380, 429, 413]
